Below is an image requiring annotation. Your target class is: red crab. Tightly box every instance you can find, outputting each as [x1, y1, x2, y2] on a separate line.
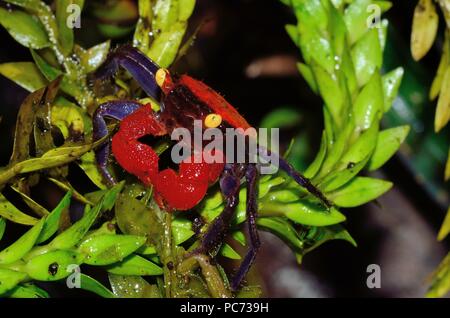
[93, 45, 331, 291]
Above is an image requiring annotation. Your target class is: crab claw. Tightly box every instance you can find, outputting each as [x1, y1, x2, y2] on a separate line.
[111, 104, 167, 184]
[154, 150, 225, 210]
[95, 44, 162, 101]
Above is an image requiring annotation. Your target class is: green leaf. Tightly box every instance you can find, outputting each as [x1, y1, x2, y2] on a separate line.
[11, 186, 49, 217]
[0, 193, 39, 225]
[147, 22, 187, 68]
[260, 108, 302, 129]
[0, 217, 45, 264]
[48, 196, 105, 250]
[0, 62, 47, 92]
[107, 254, 163, 276]
[178, 0, 196, 21]
[78, 234, 146, 266]
[79, 152, 108, 190]
[340, 121, 379, 165]
[351, 28, 382, 87]
[37, 191, 72, 244]
[311, 59, 344, 125]
[0, 218, 5, 241]
[304, 132, 327, 178]
[344, 0, 371, 45]
[220, 243, 241, 260]
[368, 125, 410, 171]
[297, 224, 357, 263]
[79, 274, 116, 298]
[4, 283, 49, 298]
[437, 207, 450, 241]
[25, 249, 83, 281]
[426, 252, 450, 298]
[353, 72, 384, 131]
[76, 41, 111, 73]
[297, 62, 318, 93]
[0, 269, 27, 295]
[319, 157, 370, 192]
[257, 217, 303, 251]
[109, 274, 161, 298]
[0, 7, 50, 49]
[382, 67, 404, 112]
[172, 217, 195, 245]
[30, 50, 83, 100]
[260, 199, 346, 226]
[328, 177, 392, 207]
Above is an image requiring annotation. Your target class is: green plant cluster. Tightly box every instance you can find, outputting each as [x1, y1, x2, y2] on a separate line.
[0, 0, 407, 297]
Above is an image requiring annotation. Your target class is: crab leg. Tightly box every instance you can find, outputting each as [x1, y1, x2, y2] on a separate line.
[195, 163, 245, 256]
[230, 163, 260, 291]
[93, 100, 143, 184]
[95, 44, 162, 101]
[258, 146, 332, 208]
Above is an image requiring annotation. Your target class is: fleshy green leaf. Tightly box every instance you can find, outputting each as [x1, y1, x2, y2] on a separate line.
[25, 249, 83, 281]
[0, 269, 28, 295]
[0, 7, 50, 49]
[260, 199, 346, 226]
[37, 191, 72, 244]
[220, 243, 241, 260]
[172, 217, 195, 245]
[0, 193, 39, 225]
[107, 254, 163, 276]
[437, 207, 450, 241]
[79, 274, 116, 298]
[344, 0, 371, 45]
[4, 283, 49, 298]
[351, 28, 382, 87]
[328, 177, 392, 207]
[0, 62, 47, 92]
[0, 218, 5, 241]
[257, 217, 303, 251]
[109, 274, 161, 298]
[368, 125, 410, 171]
[0, 217, 45, 264]
[382, 67, 404, 112]
[426, 252, 450, 298]
[78, 234, 146, 266]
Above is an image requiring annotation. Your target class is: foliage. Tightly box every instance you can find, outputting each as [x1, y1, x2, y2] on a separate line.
[0, 0, 406, 297]
[410, 0, 450, 298]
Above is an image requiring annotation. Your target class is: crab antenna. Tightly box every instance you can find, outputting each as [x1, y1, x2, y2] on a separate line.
[95, 44, 162, 101]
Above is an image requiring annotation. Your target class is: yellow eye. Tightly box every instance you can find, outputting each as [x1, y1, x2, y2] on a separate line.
[155, 68, 168, 87]
[204, 114, 222, 128]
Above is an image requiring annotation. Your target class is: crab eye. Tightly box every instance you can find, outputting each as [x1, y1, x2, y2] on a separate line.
[155, 68, 168, 87]
[204, 114, 222, 128]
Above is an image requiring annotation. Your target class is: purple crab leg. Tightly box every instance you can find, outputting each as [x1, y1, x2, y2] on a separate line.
[95, 45, 162, 101]
[93, 100, 142, 184]
[193, 163, 245, 257]
[230, 163, 260, 292]
[258, 146, 332, 208]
